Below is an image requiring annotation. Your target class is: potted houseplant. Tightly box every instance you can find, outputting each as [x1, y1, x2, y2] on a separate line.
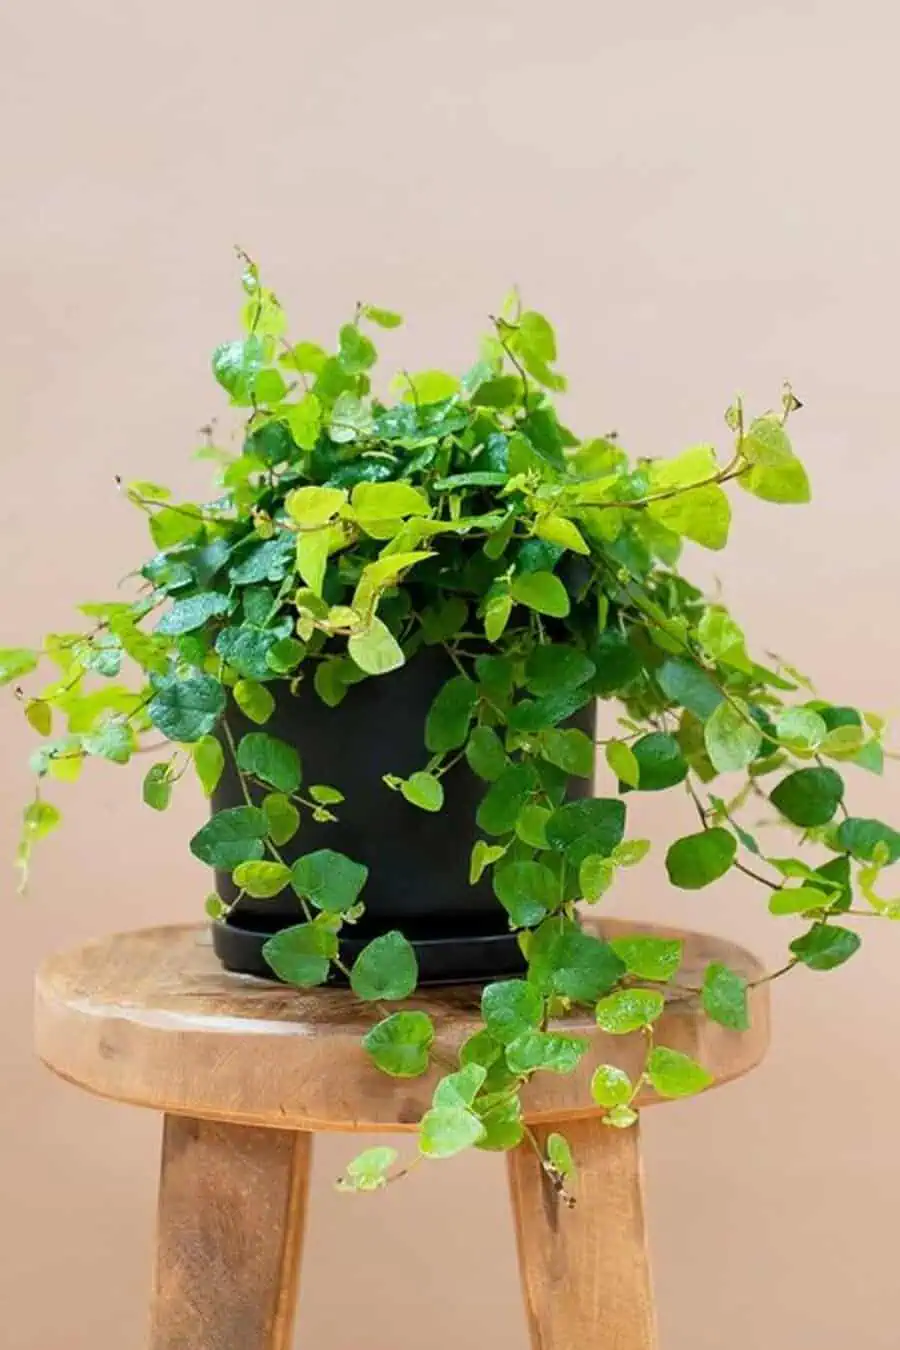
[10, 257, 898, 1188]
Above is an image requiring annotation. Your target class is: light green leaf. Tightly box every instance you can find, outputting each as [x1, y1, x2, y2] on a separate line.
[283, 393, 322, 450]
[295, 529, 331, 595]
[610, 935, 683, 982]
[419, 1106, 485, 1158]
[348, 617, 405, 675]
[262, 793, 301, 846]
[546, 1131, 576, 1179]
[364, 1011, 434, 1078]
[505, 1031, 588, 1074]
[604, 1104, 639, 1129]
[237, 732, 301, 794]
[232, 860, 292, 898]
[350, 481, 431, 526]
[350, 931, 418, 1001]
[648, 479, 731, 551]
[534, 514, 589, 555]
[189, 805, 268, 868]
[233, 679, 275, 727]
[648, 1046, 713, 1098]
[0, 647, 39, 686]
[400, 771, 444, 813]
[469, 839, 507, 884]
[579, 854, 616, 902]
[475, 1097, 524, 1151]
[538, 728, 594, 778]
[193, 735, 225, 797]
[481, 980, 543, 1045]
[353, 550, 434, 612]
[665, 828, 736, 889]
[337, 1146, 398, 1192]
[515, 803, 551, 849]
[401, 370, 459, 405]
[157, 592, 230, 636]
[309, 783, 344, 806]
[768, 885, 832, 916]
[263, 921, 337, 987]
[740, 458, 810, 504]
[612, 838, 651, 867]
[527, 919, 625, 1002]
[484, 589, 513, 642]
[595, 988, 665, 1034]
[605, 740, 639, 787]
[702, 963, 749, 1030]
[774, 707, 827, 752]
[591, 1064, 633, 1108]
[363, 305, 403, 329]
[285, 485, 347, 528]
[492, 860, 556, 926]
[142, 764, 173, 811]
[432, 1063, 487, 1111]
[510, 570, 571, 618]
[657, 658, 723, 720]
[741, 414, 795, 466]
[291, 848, 368, 913]
[703, 700, 762, 773]
[148, 675, 226, 743]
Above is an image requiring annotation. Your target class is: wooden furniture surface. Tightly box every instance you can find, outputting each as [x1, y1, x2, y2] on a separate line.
[35, 918, 771, 1349]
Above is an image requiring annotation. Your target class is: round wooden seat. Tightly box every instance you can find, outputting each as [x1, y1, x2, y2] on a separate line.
[35, 917, 769, 1132]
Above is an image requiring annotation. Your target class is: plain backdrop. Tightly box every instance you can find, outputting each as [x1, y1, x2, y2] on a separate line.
[2, 1, 899, 1346]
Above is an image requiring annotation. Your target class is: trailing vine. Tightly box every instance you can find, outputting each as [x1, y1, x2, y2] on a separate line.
[8, 257, 898, 1195]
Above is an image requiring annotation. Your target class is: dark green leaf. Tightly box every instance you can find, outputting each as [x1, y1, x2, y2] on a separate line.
[545, 798, 626, 867]
[835, 817, 900, 865]
[189, 805, 268, 868]
[237, 732, 301, 794]
[665, 828, 736, 889]
[631, 733, 688, 791]
[657, 658, 723, 720]
[363, 1011, 434, 1078]
[770, 767, 845, 827]
[476, 762, 539, 836]
[425, 676, 477, 753]
[148, 675, 226, 743]
[702, 963, 749, 1030]
[507, 687, 594, 733]
[527, 919, 626, 1002]
[216, 627, 279, 680]
[587, 630, 641, 695]
[492, 860, 557, 926]
[524, 645, 596, 697]
[350, 931, 418, 1000]
[157, 592, 230, 636]
[291, 848, 368, 913]
[789, 923, 861, 971]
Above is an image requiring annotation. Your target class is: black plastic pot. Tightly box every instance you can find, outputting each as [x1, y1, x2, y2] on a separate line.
[211, 648, 595, 984]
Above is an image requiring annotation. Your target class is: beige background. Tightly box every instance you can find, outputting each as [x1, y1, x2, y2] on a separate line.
[2, 1, 899, 1346]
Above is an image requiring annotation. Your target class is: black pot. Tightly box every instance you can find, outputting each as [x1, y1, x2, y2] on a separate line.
[211, 648, 595, 984]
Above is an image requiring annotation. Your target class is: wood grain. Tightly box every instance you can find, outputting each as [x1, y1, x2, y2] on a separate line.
[508, 1118, 657, 1350]
[35, 919, 769, 1131]
[150, 1116, 310, 1350]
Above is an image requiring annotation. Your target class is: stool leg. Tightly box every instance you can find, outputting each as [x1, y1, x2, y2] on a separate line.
[149, 1115, 312, 1350]
[507, 1117, 658, 1350]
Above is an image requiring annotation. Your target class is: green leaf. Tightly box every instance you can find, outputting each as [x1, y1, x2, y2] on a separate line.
[770, 767, 845, 827]
[432, 1063, 488, 1110]
[579, 853, 616, 902]
[506, 1030, 588, 1074]
[337, 1146, 398, 1192]
[420, 596, 469, 645]
[363, 305, 403, 329]
[835, 817, 900, 865]
[236, 732, 301, 794]
[148, 675, 226, 743]
[193, 735, 225, 797]
[267, 638, 306, 675]
[483, 589, 513, 642]
[588, 630, 642, 695]
[631, 733, 688, 791]
[702, 963, 749, 1030]
[481, 980, 543, 1044]
[401, 370, 459, 405]
[400, 771, 444, 812]
[595, 988, 665, 1034]
[648, 482, 731, 551]
[510, 570, 571, 618]
[350, 931, 418, 1001]
[283, 394, 322, 450]
[292, 848, 368, 913]
[703, 701, 763, 773]
[546, 1131, 576, 1179]
[610, 935, 683, 982]
[515, 803, 551, 849]
[285, 485, 347, 528]
[768, 886, 832, 916]
[350, 481, 431, 526]
[657, 658, 723, 720]
[741, 414, 795, 466]
[605, 741, 640, 787]
[338, 322, 377, 374]
[476, 762, 539, 836]
[0, 647, 39, 686]
[212, 335, 265, 400]
[789, 923, 861, 971]
[591, 1064, 633, 1108]
[538, 728, 594, 778]
[142, 763, 172, 811]
[507, 687, 594, 733]
[189, 805, 268, 868]
[425, 676, 477, 754]
[157, 592, 230, 636]
[604, 1104, 639, 1129]
[476, 1097, 525, 1151]
[233, 679, 275, 725]
[216, 627, 278, 680]
[468, 839, 507, 884]
[774, 707, 827, 752]
[263, 922, 337, 987]
[546, 798, 626, 866]
[524, 645, 595, 697]
[465, 727, 507, 782]
[648, 1046, 713, 1098]
[419, 1106, 485, 1158]
[348, 617, 405, 676]
[613, 838, 651, 867]
[534, 514, 589, 555]
[527, 919, 626, 1002]
[492, 860, 556, 926]
[740, 458, 810, 504]
[295, 530, 331, 596]
[666, 827, 736, 890]
[232, 860, 292, 898]
[262, 793, 301, 846]
[364, 1011, 434, 1078]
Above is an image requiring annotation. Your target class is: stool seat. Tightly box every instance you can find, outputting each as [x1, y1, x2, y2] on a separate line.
[35, 917, 769, 1132]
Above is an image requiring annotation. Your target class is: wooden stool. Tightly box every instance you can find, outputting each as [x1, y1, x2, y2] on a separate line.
[34, 918, 769, 1350]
